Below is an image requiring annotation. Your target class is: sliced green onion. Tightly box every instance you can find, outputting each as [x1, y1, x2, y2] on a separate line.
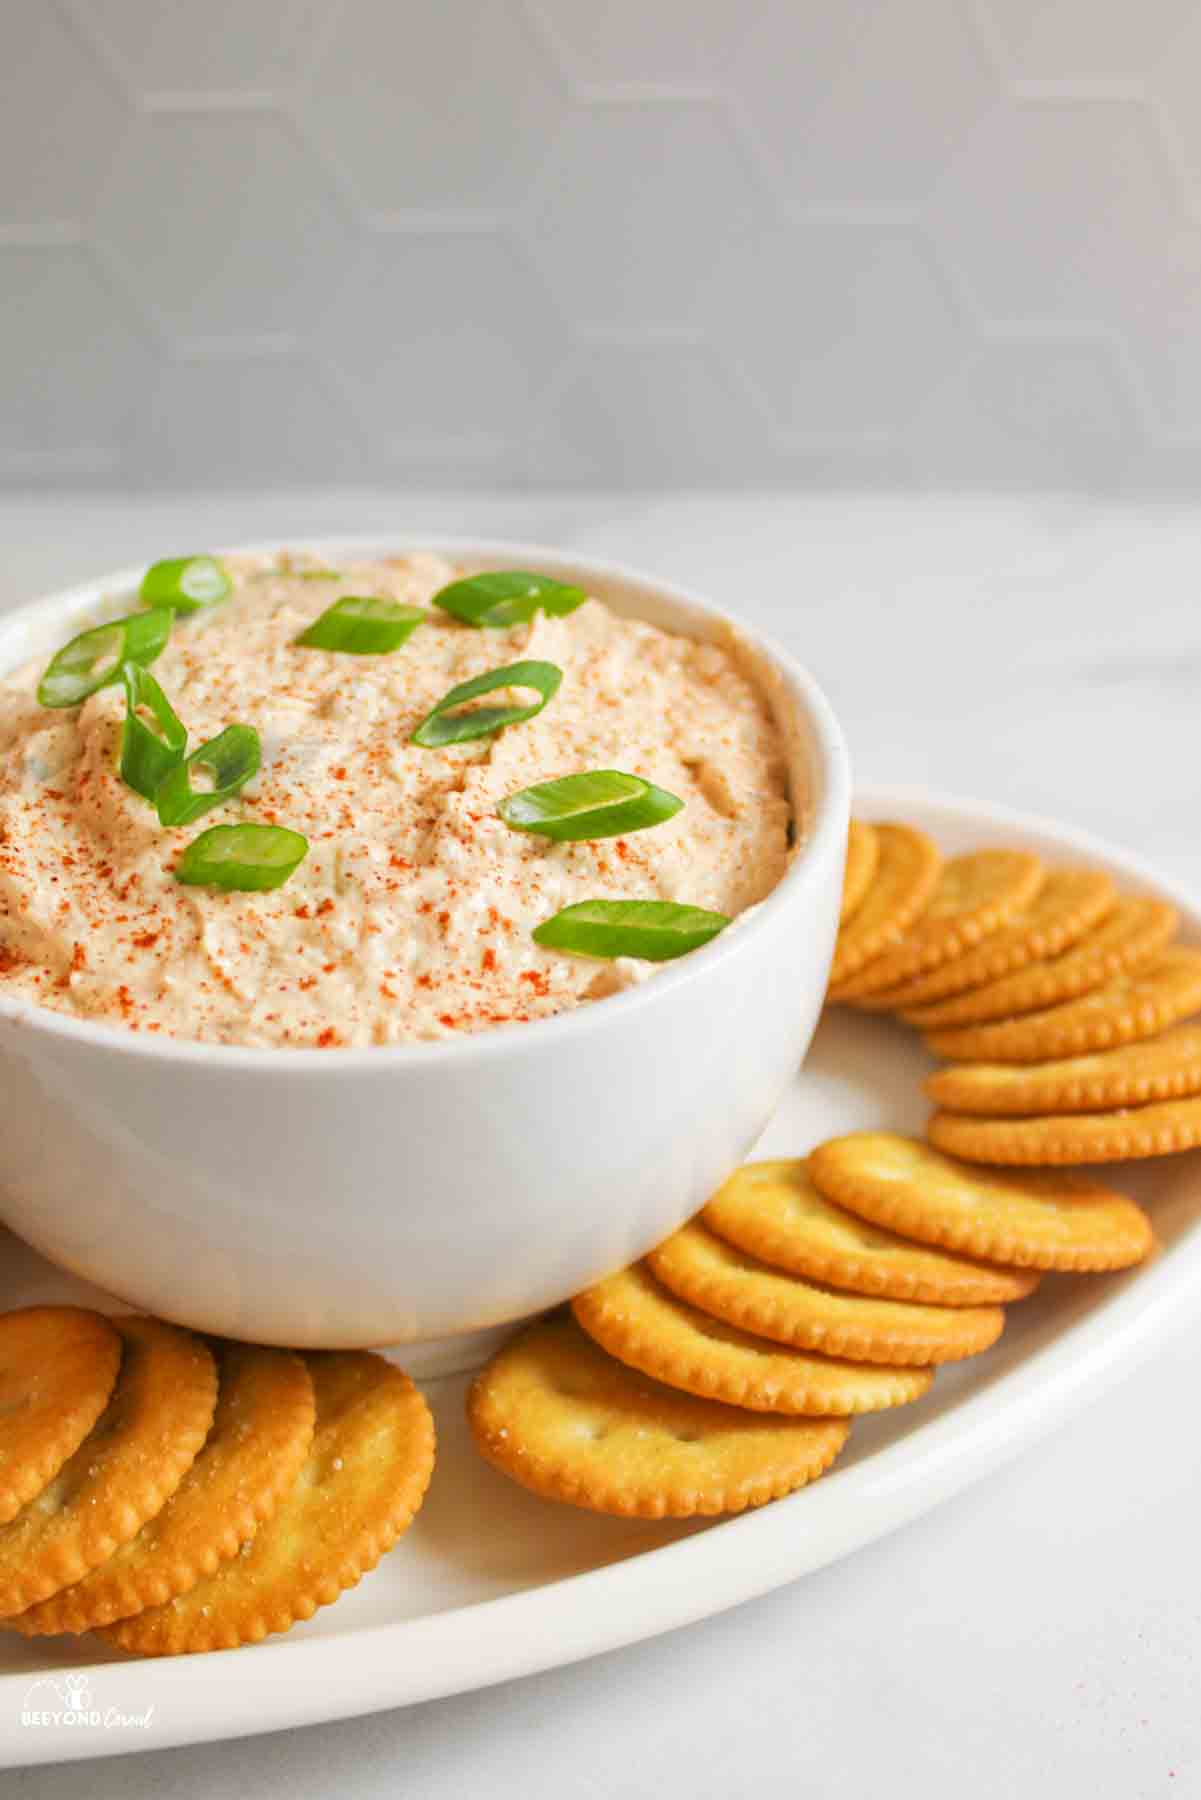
[253, 565, 340, 584]
[119, 662, 187, 800]
[432, 570, 586, 629]
[411, 660, 562, 748]
[498, 770, 683, 842]
[295, 595, 425, 655]
[174, 822, 308, 892]
[140, 555, 231, 614]
[532, 899, 731, 962]
[37, 608, 173, 709]
[155, 724, 261, 827]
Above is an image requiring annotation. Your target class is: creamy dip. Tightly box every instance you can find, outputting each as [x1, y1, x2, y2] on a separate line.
[0, 554, 793, 1047]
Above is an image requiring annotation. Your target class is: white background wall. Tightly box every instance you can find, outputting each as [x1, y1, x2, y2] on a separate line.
[8, 0, 1201, 490]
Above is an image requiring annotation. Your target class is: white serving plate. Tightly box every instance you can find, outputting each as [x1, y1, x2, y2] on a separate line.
[3, 784, 1199, 1767]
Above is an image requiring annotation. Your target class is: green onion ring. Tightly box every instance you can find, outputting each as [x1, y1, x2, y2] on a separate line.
[119, 662, 187, 801]
[410, 660, 562, 748]
[155, 724, 261, 827]
[295, 595, 425, 655]
[432, 570, 586, 629]
[37, 608, 173, 709]
[174, 822, 309, 892]
[532, 899, 731, 961]
[498, 770, 683, 842]
[140, 555, 231, 614]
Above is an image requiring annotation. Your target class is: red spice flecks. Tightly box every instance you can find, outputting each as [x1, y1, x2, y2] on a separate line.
[70, 944, 86, 973]
[0, 946, 23, 975]
[482, 948, 497, 973]
[389, 854, 411, 871]
[438, 1013, 456, 1028]
[519, 970, 550, 996]
[322, 962, 336, 974]
[298, 976, 317, 992]
[117, 986, 134, 1018]
[293, 904, 311, 919]
[332, 766, 347, 781]
[315, 1028, 340, 1048]
[316, 898, 335, 917]
[436, 910, 450, 932]
[614, 840, 631, 862]
[416, 973, 433, 990]
[379, 983, 398, 1000]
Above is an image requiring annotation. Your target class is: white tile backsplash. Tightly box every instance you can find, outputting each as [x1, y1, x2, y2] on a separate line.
[7, 0, 1201, 488]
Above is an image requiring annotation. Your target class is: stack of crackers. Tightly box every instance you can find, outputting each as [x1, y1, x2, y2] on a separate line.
[471, 816, 1179, 1522]
[830, 818, 1201, 1165]
[0, 1310, 434, 1656]
[469, 1139, 1152, 1519]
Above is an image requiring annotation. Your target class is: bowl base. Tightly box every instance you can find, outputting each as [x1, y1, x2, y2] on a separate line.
[379, 1320, 520, 1380]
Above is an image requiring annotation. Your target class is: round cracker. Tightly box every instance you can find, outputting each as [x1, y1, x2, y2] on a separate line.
[0, 1317, 216, 1618]
[926, 1024, 1201, 1117]
[468, 1312, 850, 1518]
[828, 822, 942, 987]
[925, 948, 1201, 1065]
[809, 1131, 1152, 1271]
[647, 1222, 1004, 1365]
[928, 1096, 1201, 1166]
[903, 896, 1177, 1029]
[856, 867, 1116, 1013]
[0, 1308, 122, 1527]
[841, 819, 879, 922]
[703, 1158, 1039, 1306]
[12, 1344, 315, 1636]
[832, 850, 1044, 1000]
[572, 1263, 933, 1415]
[101, 1350, 434, 1655]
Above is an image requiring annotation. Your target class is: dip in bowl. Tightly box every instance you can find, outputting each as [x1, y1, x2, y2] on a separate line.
[0, 539, 850, 1366]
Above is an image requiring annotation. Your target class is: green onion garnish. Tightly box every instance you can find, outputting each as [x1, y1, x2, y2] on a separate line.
[532, 899, 731, 962]
[295, 595, 425, 655]
[119, 663, 187, 801]
[251, 566, 340, 583]
[410, 660, 562, 748]
[140, 555, 231, 614]
[432, 570, 586, 629]
[155, 724, 261, 827]
[37, 608, 173, 709]
[174, 822, 308, 893]
[498, 770, 683, 842]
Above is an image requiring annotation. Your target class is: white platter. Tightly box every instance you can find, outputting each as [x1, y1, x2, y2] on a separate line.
[3, 784, 1200, 1767]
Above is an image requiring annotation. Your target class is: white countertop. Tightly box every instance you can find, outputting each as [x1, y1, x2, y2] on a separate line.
[7, 490, 1199, 1797]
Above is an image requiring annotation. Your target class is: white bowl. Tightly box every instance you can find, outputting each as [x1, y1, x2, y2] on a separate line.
[0, 538, 850, 1370]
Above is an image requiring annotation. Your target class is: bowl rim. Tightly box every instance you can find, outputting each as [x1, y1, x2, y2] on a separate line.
[0, 534, 851, 1072]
